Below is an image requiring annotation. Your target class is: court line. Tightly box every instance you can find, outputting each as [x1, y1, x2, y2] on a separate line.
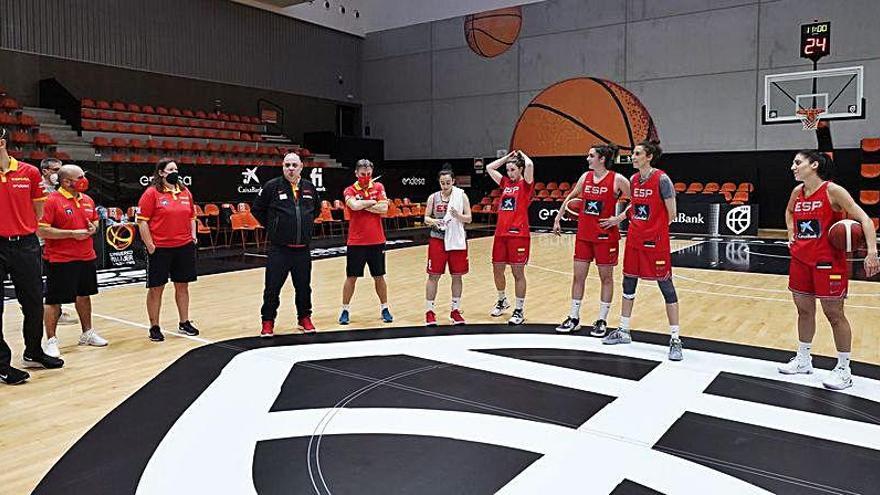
[527, 264, 880, 311]
[672, 272, 880, 298]
[92, 312, 215, 345]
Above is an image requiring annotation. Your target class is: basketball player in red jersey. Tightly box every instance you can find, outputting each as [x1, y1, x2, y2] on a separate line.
[552, 144, 630, 335]
[423, 166, 472, 326]
[779, 150, 879, 390]
[486, 150, 534, 325]
[600, 141, 683, 361]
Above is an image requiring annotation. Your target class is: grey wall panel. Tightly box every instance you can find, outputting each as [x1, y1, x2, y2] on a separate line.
[518, 24, 625, 92]
[0, 0, 362, 103]
[627, 5, 758, 80]
[364, 101, 432, 159]
[432, 17, 467, 51]
[363, 22, 431, 61]
[432, 93, 519, 158]
[628, 0, 758, 21]
[520, 0, 626, 38]
[363, 53, 432, 104]
[628, 71, 758, 151]
[432, 46, 518, 99]
[758, 0, 880, 69]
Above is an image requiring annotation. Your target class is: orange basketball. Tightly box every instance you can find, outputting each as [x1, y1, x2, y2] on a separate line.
[828, 219, 866, 252]
[464, 7, 522, 58]
[511, 77, 659, 157]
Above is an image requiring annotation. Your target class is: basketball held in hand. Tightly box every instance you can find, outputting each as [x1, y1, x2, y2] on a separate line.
[562, 198, 583, 221]
[828, 219, 865, 253]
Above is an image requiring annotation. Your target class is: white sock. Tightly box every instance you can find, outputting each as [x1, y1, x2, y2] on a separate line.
[380, 303, 389, 311]
[569, 299, 582, 319]
[837, 352, 851, 369]
[619, 316, 631, 331]
[342, 304, 351, 311]
[426, 300, 435, 311]
[515, 297, 525, 310]
[497, 291, 506, 301]
[796, 341, 812, 360]
[451, 297, 461, 311]
[598, 301, 611, 320]
[670, 325, 680, 339]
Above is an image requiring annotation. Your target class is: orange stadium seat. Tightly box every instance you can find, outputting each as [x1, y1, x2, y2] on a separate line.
[685, 182, 703, 194]
[860, 190, 880, 205]
[737, 182, 755, 192]
[861, 163, 880, 179]
[702, 182, 720, 194]
[861, 138, 880, 153]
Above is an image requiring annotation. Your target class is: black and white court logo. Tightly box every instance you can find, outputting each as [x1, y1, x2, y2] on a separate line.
[35, 327, 880, 495]
[725, 205, 752, 235]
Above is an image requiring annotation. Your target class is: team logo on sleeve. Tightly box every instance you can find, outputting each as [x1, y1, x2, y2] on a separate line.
[501, 197, 516, 211]
[584, 200, 602, 216]
[796, 219, 820, 239]
[633, 204, 650, 221]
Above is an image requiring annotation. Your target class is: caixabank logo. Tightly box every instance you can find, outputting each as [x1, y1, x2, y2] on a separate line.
[35, 326, 880, 494]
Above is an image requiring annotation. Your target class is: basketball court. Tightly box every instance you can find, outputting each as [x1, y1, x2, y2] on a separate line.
[2, 1, 880, 494]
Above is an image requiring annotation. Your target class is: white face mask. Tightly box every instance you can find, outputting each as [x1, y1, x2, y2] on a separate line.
[49, 173, 59, 185]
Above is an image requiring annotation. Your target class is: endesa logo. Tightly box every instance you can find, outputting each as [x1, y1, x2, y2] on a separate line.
[538, 207, 559, 220]
[139, 175, 192, 187]
[401, 177, 426, 186]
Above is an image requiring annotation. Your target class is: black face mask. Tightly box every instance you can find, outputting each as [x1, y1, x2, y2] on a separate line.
[165, 172, 180, 185]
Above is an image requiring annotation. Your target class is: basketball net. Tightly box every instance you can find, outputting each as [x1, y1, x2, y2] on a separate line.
[796, 107, 826, 130]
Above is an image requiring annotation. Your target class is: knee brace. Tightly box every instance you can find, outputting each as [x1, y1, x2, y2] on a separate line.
[622, 276, 638, 300]
[657, 278, 678, 304]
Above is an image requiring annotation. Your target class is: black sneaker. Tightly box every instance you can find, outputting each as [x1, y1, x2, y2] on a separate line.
[555, 317, 581, 333]
[22, 353, 64, 369]
[0, 366, 30, 385]
[590, 319, 608, 337]
[149, 325, 165, 342]
[178, 320, 200, 336]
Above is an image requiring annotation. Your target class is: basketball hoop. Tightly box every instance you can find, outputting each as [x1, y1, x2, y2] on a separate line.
[796, 107, 826, 130]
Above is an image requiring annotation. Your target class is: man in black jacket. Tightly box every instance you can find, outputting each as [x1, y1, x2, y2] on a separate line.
[252, 152, 319, 336]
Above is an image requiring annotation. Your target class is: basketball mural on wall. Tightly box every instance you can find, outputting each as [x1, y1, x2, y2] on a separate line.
[511, 77, 659, 157]
[464, 6, 522, 58]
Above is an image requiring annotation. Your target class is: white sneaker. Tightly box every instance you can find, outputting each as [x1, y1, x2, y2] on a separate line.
[777, 356, 813, 375]
[822, 366, 853, 391]
[490, 298, 510, 317]
[43, 337, 61, 358]
[79, 329, 109, 347]
[57, 310, 79, 325]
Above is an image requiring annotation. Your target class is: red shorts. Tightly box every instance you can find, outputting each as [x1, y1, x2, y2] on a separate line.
[788, 256, 848, 299]
[427, 237, 469, 275]
[623, 244, 672, 280]
[574, 239, 619, 266]
[492, 236, 530, 265]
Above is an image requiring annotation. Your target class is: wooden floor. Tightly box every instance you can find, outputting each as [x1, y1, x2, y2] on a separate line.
[3, 233, 880, 494]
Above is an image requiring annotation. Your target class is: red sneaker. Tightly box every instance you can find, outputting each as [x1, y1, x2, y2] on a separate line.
[425, 310, 437, 327]
[260, 320, 274, 338]
[298, 316, 316, 333]
[450, 309, 466, 326]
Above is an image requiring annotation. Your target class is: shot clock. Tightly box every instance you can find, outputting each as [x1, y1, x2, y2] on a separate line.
[801, 21, 830, 62]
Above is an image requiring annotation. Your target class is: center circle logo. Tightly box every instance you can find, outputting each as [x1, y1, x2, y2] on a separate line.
[106, 224, 135, 251]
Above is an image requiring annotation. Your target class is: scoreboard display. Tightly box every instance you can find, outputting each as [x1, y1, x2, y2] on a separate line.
[800, 21, 830, 62]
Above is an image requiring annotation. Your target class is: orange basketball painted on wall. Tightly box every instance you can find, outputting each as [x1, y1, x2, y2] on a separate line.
[464, 7, 522, 58]
[511, 77, 659, 157]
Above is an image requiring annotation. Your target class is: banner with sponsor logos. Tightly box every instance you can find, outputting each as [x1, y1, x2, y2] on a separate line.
[528, 200, 758, 236]
[81, 162, 444, 208]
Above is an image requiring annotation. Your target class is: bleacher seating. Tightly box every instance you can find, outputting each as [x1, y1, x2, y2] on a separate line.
[80, 98, 289, 166]
[0, 90, 67, 162]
